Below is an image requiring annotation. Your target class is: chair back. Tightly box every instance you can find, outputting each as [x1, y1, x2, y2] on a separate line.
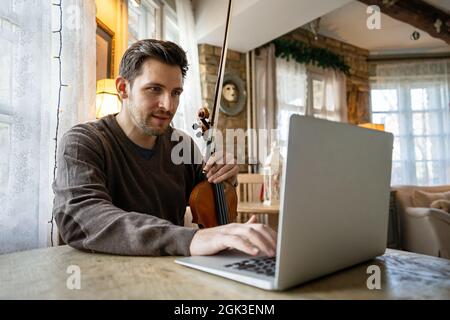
[237, 173, 263, 203]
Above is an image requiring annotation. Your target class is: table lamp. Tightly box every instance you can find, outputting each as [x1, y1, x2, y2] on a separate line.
[96, 79, 121, 119]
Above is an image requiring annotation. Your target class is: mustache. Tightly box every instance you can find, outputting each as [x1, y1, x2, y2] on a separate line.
[151, 109, 174, 118]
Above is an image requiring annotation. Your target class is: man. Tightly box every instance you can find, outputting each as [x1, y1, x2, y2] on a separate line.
[53, 39, 276, 257]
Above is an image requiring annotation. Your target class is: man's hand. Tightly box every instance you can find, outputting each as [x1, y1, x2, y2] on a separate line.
[189, 215, 278, 257]
[203, 152, 239, 186]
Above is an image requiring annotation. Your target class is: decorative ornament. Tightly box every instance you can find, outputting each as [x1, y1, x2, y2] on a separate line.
[219, 73, 246, 116]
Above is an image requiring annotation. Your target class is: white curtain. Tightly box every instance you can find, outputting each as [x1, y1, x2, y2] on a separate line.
[173, 0, 203, 147]
[275, 57, 308, 157]
[313, 68, 347, 122]
[371, 60, 450, 186]
[253, 44, 278, 166]
[0, 0, 96, 254]
[306, 65, 347, 122]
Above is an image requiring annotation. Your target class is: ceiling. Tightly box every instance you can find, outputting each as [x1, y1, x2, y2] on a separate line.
[193, 0, 449, 56]
[192, 0, 353, 52]
[317, 1, 450, 56]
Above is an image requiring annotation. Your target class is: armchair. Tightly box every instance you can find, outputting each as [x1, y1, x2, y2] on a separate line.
[392, 185, 450, 259]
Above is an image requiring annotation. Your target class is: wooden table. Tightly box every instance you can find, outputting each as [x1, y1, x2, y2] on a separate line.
[237, 202, 279, 230]
[0, 245, 449, 299]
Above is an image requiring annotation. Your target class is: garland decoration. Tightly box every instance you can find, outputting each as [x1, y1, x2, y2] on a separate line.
[272, 38, 350, 75]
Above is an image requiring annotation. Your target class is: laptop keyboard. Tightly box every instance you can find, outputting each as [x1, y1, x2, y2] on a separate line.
[224, 257, 276, 277]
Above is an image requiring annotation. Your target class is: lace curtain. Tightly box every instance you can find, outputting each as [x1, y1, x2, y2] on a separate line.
[0, 0, 96, 253]
[370, 60, 450, 186]
[0, 0, 52, 253]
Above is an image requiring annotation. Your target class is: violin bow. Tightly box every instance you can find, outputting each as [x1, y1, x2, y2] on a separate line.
[203, 0, 233, 160]
[210, 0, 233, 130]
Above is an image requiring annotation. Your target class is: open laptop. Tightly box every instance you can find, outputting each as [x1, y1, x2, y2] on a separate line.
[176, 114, 394, 291]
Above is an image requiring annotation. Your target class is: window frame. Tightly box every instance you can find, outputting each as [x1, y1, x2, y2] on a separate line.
[128, 0, 169, 45]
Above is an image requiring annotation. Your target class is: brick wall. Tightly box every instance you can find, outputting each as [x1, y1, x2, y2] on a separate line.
[198, 44, 249, 172]
[198, 44, 248, 130]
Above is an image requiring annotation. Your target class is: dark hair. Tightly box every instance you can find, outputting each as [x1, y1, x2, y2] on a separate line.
[119, 39, 188, 85]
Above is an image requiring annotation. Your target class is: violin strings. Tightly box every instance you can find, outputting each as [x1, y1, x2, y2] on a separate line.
[221, 183, 229, 224]
[218, 184, 226, 225]
[219, 183, 228, 225]
[217, 183, 224, 225]
[215, 183, 226, 225]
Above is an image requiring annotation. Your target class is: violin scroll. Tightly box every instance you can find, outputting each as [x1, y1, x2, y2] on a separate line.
[192, 106, 211, 138]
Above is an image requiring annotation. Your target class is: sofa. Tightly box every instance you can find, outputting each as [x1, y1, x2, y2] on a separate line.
[392, 185, 450, 259]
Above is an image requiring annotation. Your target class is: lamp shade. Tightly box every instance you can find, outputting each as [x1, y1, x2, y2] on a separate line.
[358, 123, 385, 131]
[96, 79, 121, 119]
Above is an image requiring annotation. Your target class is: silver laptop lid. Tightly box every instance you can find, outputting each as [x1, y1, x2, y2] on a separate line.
[275, 115, 393, 290]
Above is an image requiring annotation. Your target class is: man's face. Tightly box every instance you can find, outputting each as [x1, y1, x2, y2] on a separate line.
[125, 59, 183, 136]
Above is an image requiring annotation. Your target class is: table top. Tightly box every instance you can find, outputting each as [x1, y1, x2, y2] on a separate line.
[237, 202, 279, 214]
[0, 245, 449, 299]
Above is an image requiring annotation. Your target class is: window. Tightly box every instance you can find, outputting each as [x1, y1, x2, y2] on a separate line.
[128, 0, 161, 46]
[370, 60, 450, 185]
[311, 76, 326, 118]
[307, 67, 346, 122]
[163, 3, 179, 44]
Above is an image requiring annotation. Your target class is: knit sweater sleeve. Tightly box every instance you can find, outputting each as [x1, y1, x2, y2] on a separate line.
[52, 125, 198, 256]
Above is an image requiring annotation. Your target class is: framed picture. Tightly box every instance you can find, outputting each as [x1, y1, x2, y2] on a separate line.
[96, 18, 115, 80]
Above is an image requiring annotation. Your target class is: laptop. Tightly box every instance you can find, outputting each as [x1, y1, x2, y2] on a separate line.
[176, 114, 394, 291]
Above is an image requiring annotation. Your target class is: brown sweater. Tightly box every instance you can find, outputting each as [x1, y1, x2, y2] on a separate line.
[52, 114, 205, 256]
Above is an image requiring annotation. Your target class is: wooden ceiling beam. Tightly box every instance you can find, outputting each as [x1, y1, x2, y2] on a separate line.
[358, 0, 450, 45]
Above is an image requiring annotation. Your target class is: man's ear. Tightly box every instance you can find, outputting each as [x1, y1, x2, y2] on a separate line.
[115, 77, 129, 100]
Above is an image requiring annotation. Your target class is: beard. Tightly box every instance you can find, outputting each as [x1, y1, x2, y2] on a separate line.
[128, 100, 174, 137]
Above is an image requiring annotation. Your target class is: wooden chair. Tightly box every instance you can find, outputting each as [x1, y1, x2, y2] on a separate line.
[236, 173, 267, 224]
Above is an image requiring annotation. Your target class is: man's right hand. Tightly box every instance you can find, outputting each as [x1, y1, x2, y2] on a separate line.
[189, 215, 277, 257]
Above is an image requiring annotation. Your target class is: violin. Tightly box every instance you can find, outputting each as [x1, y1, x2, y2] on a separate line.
[189, 0, 238, 228]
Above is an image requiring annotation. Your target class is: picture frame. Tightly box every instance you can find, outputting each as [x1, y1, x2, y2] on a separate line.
[96, 18, 115, 80]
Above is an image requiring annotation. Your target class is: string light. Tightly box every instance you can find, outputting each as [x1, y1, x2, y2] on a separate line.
[48, 0, 68, 247]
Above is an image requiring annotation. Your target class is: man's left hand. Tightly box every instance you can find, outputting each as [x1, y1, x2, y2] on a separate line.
[203, 152, 239, 186]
